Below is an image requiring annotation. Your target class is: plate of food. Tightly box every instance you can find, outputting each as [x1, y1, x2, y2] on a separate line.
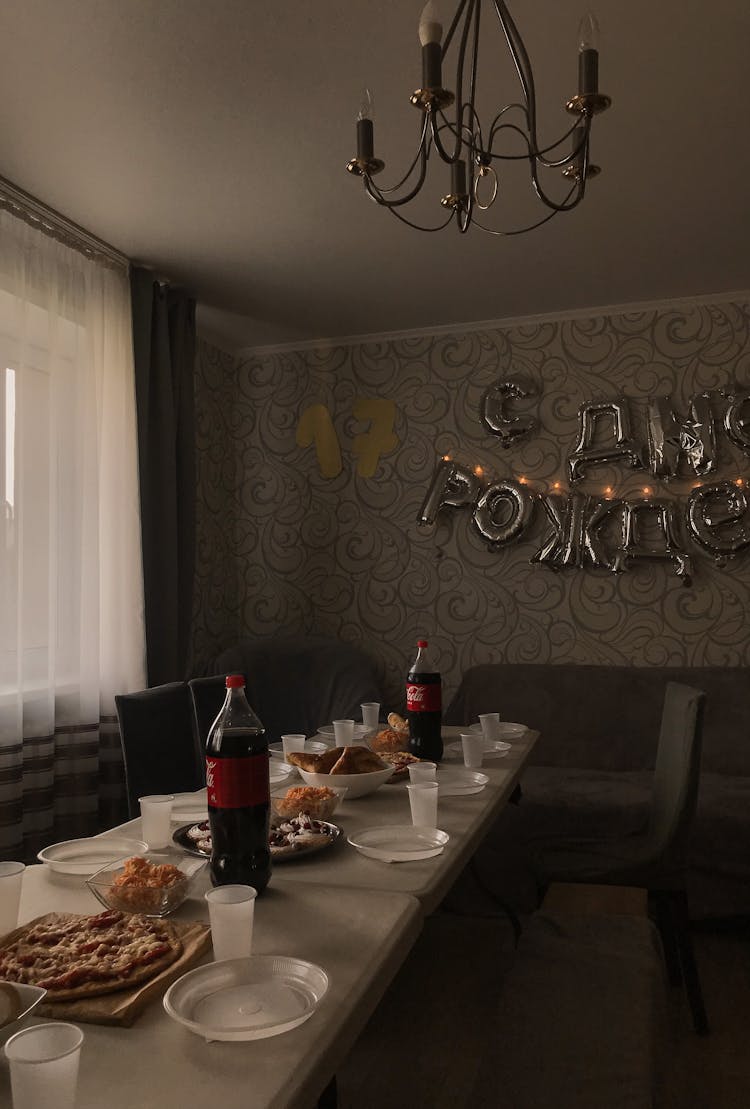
[268, 740, 329, 764]
[368, 712, 410, 755]
[271, 784, 347, 821]
[286, 745, 394, 798]
[173, 815, 342, 862]
[37, 837, 150, 877]
[0, 910, 184, 1003]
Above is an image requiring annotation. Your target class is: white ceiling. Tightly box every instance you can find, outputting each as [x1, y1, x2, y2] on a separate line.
[3, 1, 749, 352]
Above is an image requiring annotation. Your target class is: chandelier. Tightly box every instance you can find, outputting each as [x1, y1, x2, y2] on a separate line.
[346, 1, 611, 235]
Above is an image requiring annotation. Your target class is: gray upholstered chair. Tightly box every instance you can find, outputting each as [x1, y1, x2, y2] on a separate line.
[535, 681, 708, 1034]
[190, 635, 384, 747]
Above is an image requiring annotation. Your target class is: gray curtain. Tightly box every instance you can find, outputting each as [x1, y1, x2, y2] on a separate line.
[130, 268, 197, 686]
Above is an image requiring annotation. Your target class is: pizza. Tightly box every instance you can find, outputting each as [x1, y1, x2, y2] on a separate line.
[0, 910, 183, 1001]
[380, 751, 421, 781]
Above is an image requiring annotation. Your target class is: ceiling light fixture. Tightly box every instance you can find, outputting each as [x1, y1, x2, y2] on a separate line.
[347, 2, 611, 235]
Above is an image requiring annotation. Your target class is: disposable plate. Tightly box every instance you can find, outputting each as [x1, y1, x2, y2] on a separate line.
[37, 837, 149, 876]
[315, 724, 373, 741]
[163, 955, 329, 1041]
[444, 740, 510, 759]
[469, 722, 527, 740]
[348, 825, 449, 863]
[437, 769, 490, 796]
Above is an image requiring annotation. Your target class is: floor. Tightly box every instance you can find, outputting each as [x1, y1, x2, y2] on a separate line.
[335, 906, 750, 1108]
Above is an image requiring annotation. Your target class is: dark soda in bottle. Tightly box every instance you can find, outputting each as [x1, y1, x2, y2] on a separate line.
[406, 639, 443, 762]
[206, 674, 271, 894]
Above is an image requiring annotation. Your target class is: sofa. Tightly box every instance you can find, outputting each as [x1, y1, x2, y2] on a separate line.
[445, 663, 750, 919]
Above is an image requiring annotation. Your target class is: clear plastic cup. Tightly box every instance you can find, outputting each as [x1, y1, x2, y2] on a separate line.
[406, 782, 439, 828]
[461, 733, 485, 769]
[361, 703, 380, 730]
[5, 1022, 84, 1109]
[407, 761, 437, 783]
[478, 713, 501, 741]
[332, 719, 355, 746]
[138, 794, 175, 849]
[0, 862, 25, 934]
[281, 734, 306, 760]
[205, 885, 257, 961]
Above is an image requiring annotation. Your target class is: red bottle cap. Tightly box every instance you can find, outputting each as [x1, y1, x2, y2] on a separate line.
[225, 674, 245, 688]
[417, 639, 428, 648]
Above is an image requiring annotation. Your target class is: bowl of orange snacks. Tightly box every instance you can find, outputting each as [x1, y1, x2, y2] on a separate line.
[270, 785, 347, 822]
[86, 854, 206, 917]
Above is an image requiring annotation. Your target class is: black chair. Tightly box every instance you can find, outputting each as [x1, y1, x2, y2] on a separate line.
[191, 635, 385, 746]
[115, 682, 203, 818]
[535, 681, 709, 1034]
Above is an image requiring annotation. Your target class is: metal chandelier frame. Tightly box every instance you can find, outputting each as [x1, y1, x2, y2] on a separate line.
[346, 0, 611, 235]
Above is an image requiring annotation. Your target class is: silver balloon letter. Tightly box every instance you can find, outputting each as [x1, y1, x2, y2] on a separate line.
[532, 492, 588, 569]
[686, 481, 750, 563]
[647, 393, 716, 478]
[417, 459, 480, 526]
[480, 380, 538, 449]
[472, 480, 535, 546]
[568, 399, 645, 483]
[615, 499, 692, 582]
[724, 390, 750, 453]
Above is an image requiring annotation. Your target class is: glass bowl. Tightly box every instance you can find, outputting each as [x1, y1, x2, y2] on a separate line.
[270, 785, 347, 822]
[86, 853, 207, 917]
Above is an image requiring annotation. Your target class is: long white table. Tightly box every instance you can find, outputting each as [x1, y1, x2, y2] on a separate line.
[1, 725, 538, 1109]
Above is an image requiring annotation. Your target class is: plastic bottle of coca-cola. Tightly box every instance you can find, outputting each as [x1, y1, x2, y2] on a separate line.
[205, 674, 271, 894]
[406, 639, 443, 762]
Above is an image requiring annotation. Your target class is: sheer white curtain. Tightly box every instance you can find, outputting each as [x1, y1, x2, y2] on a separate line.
[0, 208, 146, 856]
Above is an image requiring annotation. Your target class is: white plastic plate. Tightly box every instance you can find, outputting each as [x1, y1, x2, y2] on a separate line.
[348, 825, 449, 863]
[315, 724, 373, 741]
[37, 837, 149, 876]
[171, 789, 209, 824]
[469, 722, 526, 740]
[163, 955, 329, 1041]
[444, 740, 510, 759]
[437, 769, 490, 796]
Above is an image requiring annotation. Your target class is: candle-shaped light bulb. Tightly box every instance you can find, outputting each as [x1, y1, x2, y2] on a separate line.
[356, 88, 375, 161]
[578, 12, 600, 52]
[357, 87, 374, 122]
[419, 1, 443, 46]
[419, 1, 443, 89]
[577, 11, 600, 96]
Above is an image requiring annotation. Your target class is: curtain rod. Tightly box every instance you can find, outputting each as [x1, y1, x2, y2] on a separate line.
[0, 174, 130, 271]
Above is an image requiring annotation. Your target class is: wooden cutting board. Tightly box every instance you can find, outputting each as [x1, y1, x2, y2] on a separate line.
[3, 913, 211, 1027]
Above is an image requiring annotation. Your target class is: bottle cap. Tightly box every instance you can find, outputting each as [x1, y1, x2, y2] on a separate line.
[417, 639, 428, 648]
[225, 674, 245, 688]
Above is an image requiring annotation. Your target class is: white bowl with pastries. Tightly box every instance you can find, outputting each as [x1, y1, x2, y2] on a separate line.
[0, 982, 47, 1045]
[288, 745, 395, 799]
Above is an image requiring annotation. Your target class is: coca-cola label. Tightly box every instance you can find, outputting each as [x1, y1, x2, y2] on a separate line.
[206, 755, 270, 809]
[406, 682, 442, 712]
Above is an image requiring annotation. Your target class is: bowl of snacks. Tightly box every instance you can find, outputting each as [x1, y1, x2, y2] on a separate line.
[271, 785, 348, 822]
[86, 854, 206, 918]
[287, 746, 395, 799]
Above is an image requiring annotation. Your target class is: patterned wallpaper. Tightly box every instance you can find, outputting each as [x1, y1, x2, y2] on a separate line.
[193, 298, 750, 709]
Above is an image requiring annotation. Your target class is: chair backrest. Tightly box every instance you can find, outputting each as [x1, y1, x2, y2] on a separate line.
[188, 675, 229, 752]
[647, 681, 706, 868]
[205, 636, 384, 743]
[115, 682, 202, 818]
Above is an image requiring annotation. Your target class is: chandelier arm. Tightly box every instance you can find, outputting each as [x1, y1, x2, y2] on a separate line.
[534, 116, 591, 168]
[363, 137, 433, 208]
[491, 0, 545, 163]
[442, 0, 473, 55]
[486, 118, 586, 164]
[472, 186, 577, 235]
[435, 109, 482, 160]
[384, 206, 456, 233]
[447, 0, 478, 163]
[373, 114, 432, 195]
[528, 148, 586, 212]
